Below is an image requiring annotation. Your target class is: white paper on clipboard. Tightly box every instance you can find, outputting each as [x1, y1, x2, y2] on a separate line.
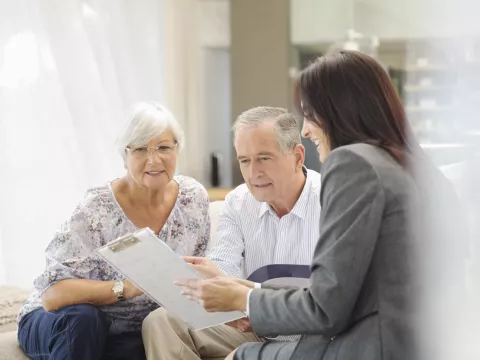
[95, 228, 246, 331]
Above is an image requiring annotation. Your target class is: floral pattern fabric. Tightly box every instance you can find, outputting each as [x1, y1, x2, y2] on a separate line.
[18, 175, 210, 335]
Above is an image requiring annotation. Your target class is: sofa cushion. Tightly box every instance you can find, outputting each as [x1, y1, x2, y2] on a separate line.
[0, 331, 28, 360]
[0, 286, 29, 331]
[208, 200, 224, 250]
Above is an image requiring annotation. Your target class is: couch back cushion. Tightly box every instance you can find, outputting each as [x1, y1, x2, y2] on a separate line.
[208, 201, 224, 250]
[0, 286, 30, 332]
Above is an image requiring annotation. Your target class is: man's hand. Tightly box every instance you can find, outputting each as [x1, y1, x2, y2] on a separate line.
[225, 317, 253, 332]
[182, 256, 225, 279]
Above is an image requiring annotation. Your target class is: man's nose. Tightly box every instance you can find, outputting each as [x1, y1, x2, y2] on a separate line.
[249, 162, 261, 178]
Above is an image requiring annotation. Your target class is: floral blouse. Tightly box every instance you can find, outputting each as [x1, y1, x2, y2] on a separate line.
[18, 175, 210, 335]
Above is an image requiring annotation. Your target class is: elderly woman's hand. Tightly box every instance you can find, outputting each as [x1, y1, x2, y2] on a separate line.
[182, 256, 225, 279]
[174, 276, 250, 312]
[123, 280, 143, 300]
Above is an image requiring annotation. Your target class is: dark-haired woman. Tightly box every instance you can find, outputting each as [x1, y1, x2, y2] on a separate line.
[176, 50, 464, 360]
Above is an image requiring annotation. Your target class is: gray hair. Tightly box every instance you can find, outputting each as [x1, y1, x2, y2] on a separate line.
[233, 106, 301, 153]
[116, 102, 184, 160]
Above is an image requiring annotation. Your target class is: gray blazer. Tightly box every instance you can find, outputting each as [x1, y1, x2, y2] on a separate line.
[235, 143, 461, 360]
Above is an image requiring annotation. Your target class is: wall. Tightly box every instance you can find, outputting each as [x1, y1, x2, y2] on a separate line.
[0, 227, 5, 284]
[199, 0, 480, 48]
[230, 0, 291, 185]
[199, 0, 230, 48]
[202, 48, 233, 187]
[291, 0, 353, 43]
[291, 0, 480, 44]
[198, 0, 232, 187]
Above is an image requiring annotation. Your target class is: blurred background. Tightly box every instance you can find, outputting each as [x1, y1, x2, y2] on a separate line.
[1, 1, 480, 356]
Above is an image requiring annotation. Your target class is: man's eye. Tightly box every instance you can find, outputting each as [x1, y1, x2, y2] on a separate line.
[159, 146, 171, 151]
[239, 160, 249, 164]
[134, 147, 147, 153]
[259, 157, 270, 161]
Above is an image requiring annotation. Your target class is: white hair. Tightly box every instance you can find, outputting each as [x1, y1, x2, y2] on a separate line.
[116, 102, 184, 160]
[233, 106, 301, 153]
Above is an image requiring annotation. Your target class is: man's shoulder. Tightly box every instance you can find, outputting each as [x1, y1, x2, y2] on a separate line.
[222, 184, 275, 223]
[226, 183, 251, 199]
[306, 168, 322, 195]
[224, 183, 260, 210]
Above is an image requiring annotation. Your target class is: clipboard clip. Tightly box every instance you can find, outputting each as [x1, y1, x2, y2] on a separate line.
[108, 234, 140, 253]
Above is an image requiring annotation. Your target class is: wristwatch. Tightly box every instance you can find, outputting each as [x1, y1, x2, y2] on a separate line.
[112, 280, 125, 301]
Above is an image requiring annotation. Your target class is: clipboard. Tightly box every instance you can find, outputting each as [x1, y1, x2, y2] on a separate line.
[95, 228, 246, 330]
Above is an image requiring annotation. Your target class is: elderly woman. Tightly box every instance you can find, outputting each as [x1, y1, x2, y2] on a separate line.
[17, 102, 210, 360]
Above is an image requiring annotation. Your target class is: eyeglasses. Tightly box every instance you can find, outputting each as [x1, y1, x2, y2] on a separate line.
[126, 142, 178, 159]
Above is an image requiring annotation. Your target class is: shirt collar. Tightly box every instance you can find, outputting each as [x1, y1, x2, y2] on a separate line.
[258, 201, 271, 218]
[257, 166, 311, 219]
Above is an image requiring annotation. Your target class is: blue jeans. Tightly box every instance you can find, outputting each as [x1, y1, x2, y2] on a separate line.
[18, 304, 146, 360]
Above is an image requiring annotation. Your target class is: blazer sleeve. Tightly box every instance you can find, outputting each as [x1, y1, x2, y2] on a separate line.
[248, 147, 386, 338]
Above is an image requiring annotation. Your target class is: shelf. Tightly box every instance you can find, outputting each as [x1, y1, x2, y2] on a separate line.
[399, 62, 480, 73]
[403, 85, 450, 93]
[420, 143, 469, 149]
[405, 105, 454, 113]
[402, 65, 449, 72]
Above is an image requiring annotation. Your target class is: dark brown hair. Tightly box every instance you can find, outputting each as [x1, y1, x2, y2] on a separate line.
[294, 50, 419, 165]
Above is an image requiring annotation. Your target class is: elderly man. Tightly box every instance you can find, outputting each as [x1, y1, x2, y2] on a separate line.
[142, 107, 321, 360]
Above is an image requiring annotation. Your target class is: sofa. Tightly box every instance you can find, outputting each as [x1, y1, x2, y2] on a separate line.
[0, 200, 226, 360]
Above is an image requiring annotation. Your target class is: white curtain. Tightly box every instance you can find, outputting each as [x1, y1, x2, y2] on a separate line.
[0, 0, 166, 288]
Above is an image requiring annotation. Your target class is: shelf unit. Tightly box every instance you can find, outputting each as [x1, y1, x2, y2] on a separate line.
[387, 39, 480, 145]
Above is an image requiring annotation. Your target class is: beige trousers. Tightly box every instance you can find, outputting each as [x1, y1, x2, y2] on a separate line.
[142, 308, 262, 360]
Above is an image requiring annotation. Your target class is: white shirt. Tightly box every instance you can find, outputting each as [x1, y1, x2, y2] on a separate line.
[207, 168, 321, 279]
[207, 168, 321, 341]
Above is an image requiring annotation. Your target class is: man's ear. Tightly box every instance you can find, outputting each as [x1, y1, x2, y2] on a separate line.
[293, 144, 305, 170]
